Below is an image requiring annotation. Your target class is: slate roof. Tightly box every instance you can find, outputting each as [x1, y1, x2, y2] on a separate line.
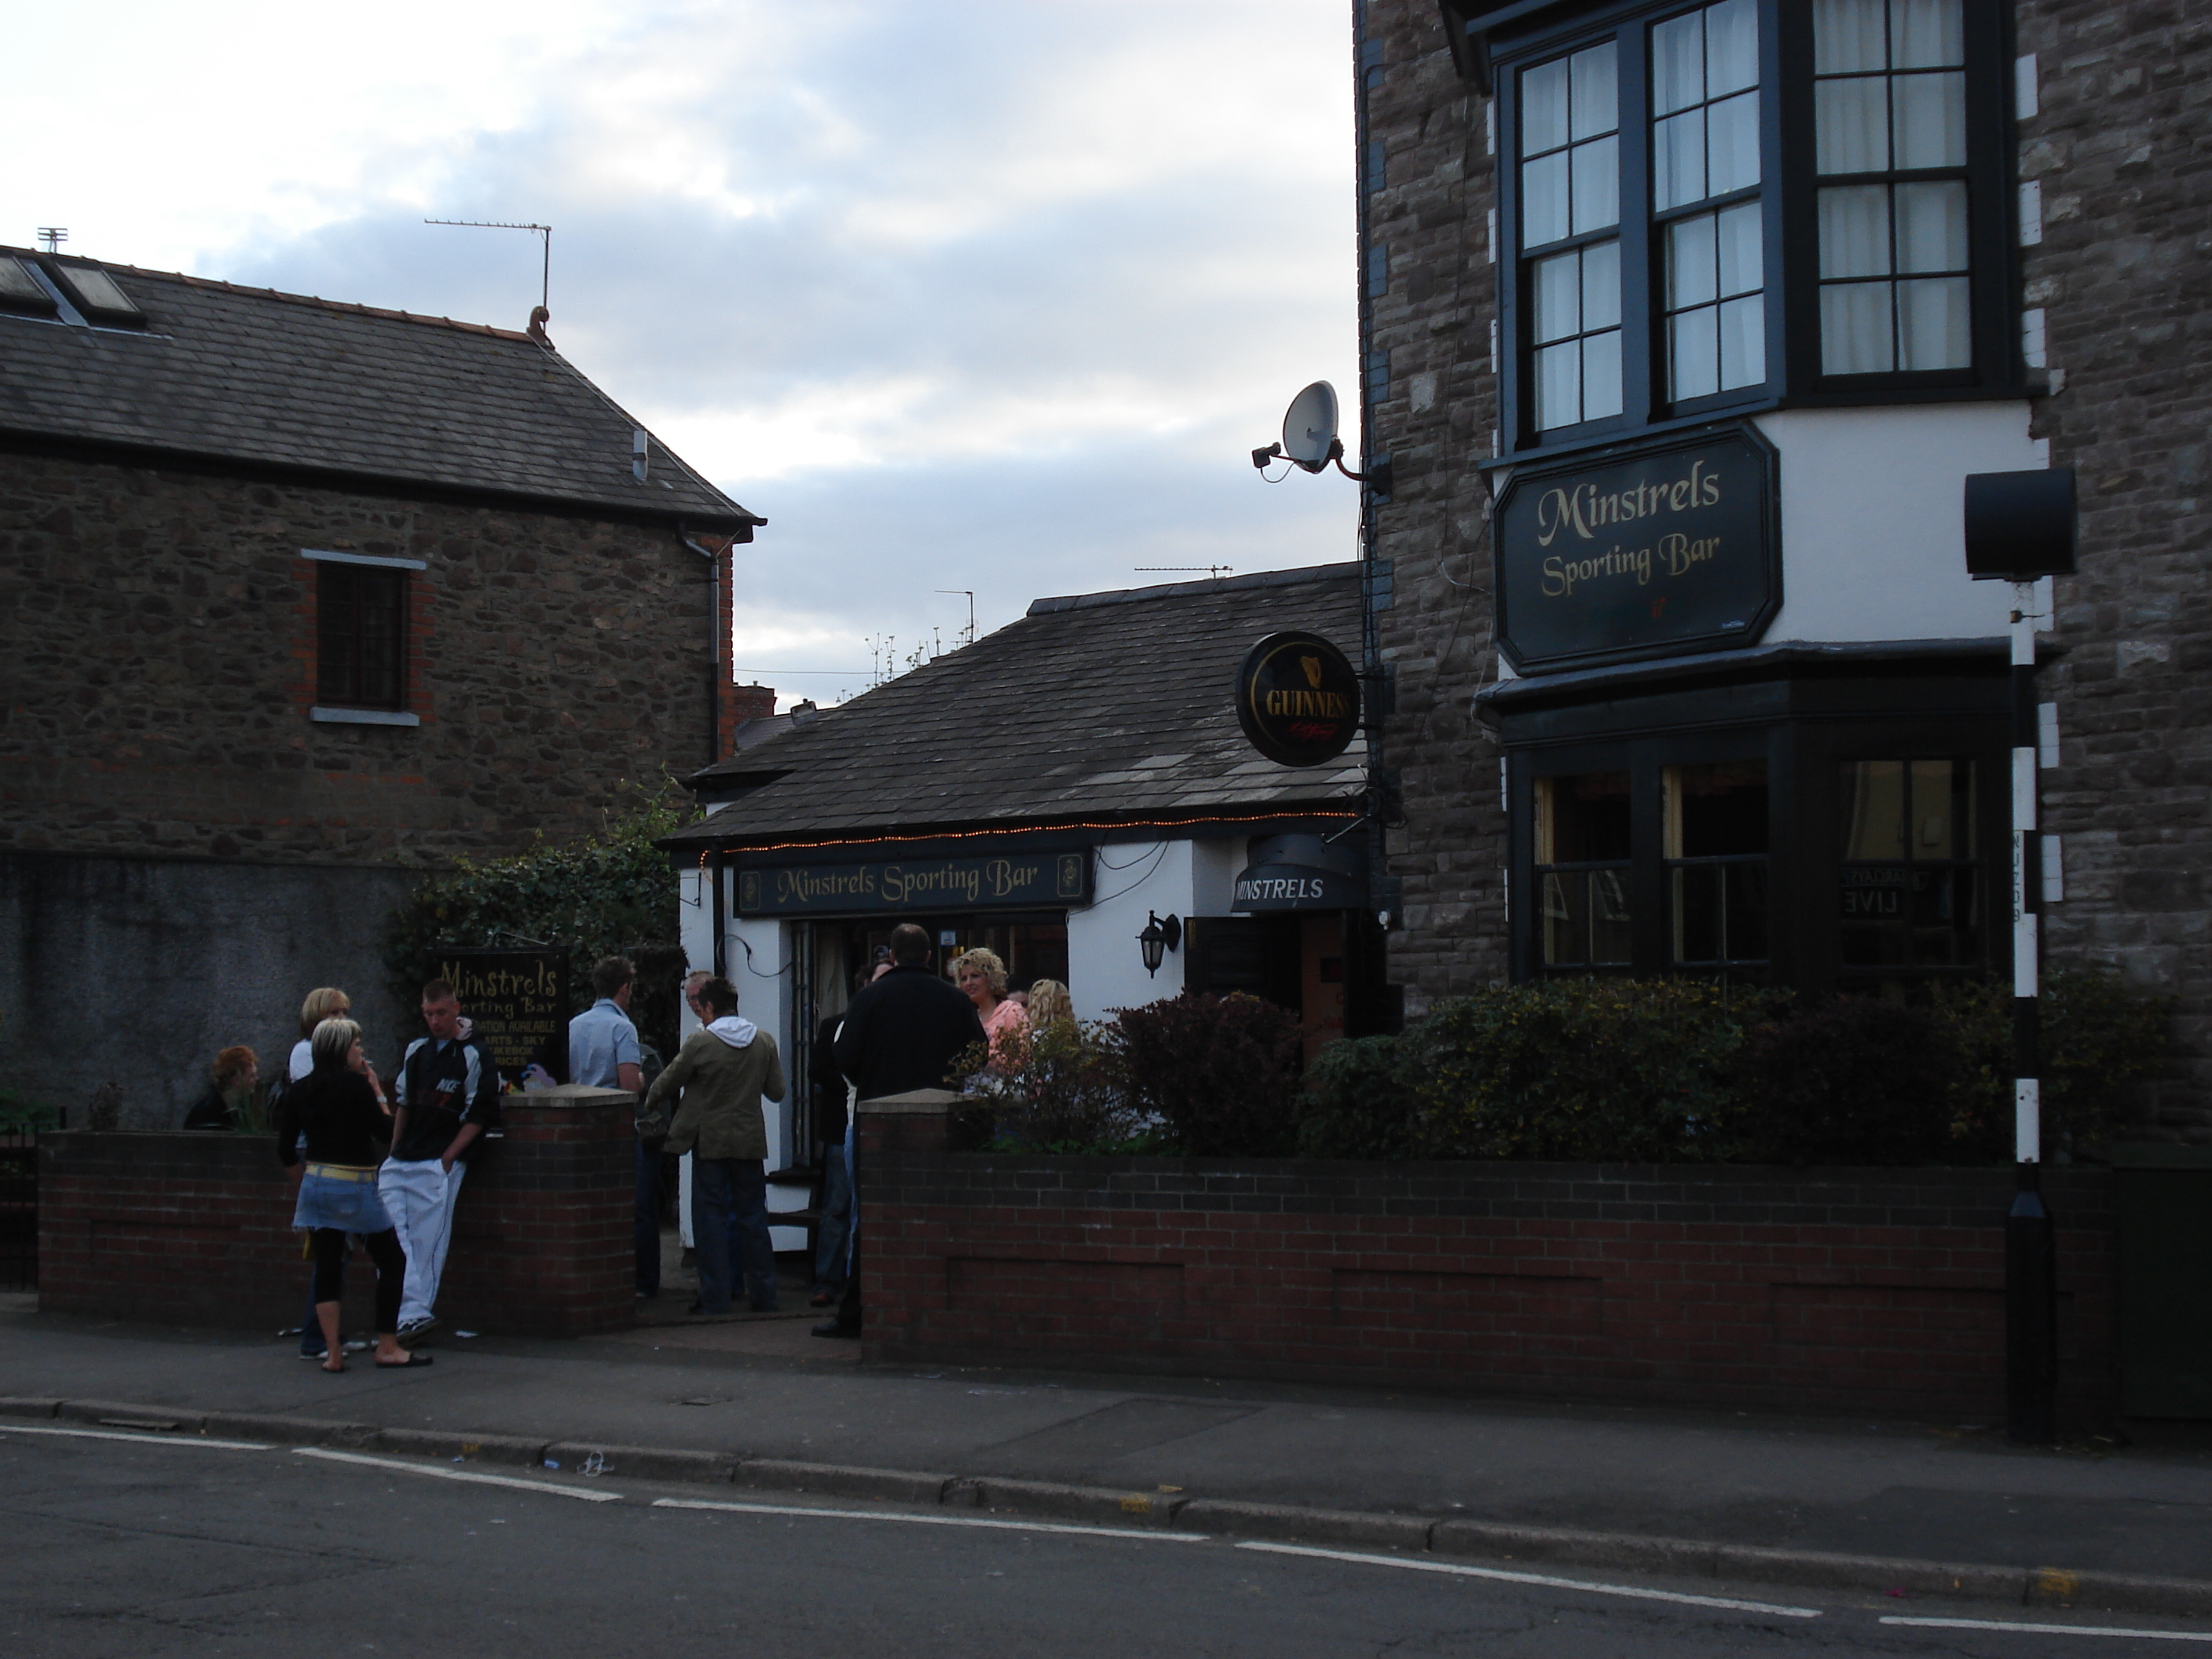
[666, 565, 1368, 849]
[0, 247, 759, 529]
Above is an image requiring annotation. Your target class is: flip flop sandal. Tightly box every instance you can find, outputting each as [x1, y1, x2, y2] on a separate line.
[375, 1353, 435, 1368]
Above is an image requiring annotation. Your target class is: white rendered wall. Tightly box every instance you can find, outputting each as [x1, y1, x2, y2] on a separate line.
[1755, 402, 2041, 646]
[1065, 837, 1248, 1023]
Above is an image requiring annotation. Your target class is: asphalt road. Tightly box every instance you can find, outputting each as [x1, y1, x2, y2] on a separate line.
[3, 1425, 2205, 1658]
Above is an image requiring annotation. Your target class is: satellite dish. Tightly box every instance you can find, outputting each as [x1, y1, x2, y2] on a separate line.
[1280, 382, 1339, 474]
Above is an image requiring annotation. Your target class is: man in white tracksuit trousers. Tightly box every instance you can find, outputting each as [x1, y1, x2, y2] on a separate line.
[382, 978, 500, 1338]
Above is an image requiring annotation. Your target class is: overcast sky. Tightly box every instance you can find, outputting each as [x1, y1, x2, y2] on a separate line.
[8, 2, 1361, 707]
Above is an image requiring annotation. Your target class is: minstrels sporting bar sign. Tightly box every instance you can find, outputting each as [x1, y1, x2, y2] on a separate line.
[1493, 423, 1780, 673]
[1234, 629, 1361, 767]
[736, 852, 1092, 916]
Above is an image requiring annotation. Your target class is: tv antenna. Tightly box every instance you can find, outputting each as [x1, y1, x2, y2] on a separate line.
[425, 218, 552, 316]
[1251, 380, 1391, 495]
[36, 227, 66, 253]
[935, 590, 976, 648]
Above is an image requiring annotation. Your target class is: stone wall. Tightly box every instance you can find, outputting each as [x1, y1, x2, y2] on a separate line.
[859, 1103, 2118, 1423]
[1357, 1, 2208, 1124]
[0, 449, 728, 866]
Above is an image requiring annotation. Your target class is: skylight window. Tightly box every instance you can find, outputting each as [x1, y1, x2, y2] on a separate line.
[49, 263, 145, 325]
[0, 258, 57, 317]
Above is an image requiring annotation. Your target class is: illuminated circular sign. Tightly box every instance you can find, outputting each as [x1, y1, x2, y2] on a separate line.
[1233, 630, 1361, 767]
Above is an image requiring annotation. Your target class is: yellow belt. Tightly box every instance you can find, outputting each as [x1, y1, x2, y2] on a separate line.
[305, 1162, 379, 1183]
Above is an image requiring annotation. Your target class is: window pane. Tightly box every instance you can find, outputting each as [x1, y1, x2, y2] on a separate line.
[1706, 0, 1760, 94]
[1898, 276, 1971, 368]
[1822, 283, 1895, 372]
[1707, 90, 1760, 195]
[1725, 862, 1770, 961]
[1816, 78, 1888, 173]
[1570, 42, 1620, 139]
[1522, 58, 1570, 153]
[1668, 214, 1718, 309]
[1537, 771, 1632, 861]
[1533, 249, 1581, 341]
[1542, 873, 1586, 965]
[1582, 328, 1624, 419]
[1580, 238, 1621, 328]
[1673, 865, 1720, 962]
[1895, 180, 1968, 271]
[1571, 133, 1621, 232]
[1536, 341, 1582, 428]
[1672, 308, 1721, 401]
[1893, 69, 1966, 168]
[1813, 0, 1887, 73]
[1716, 201, 1762, 294]
[1891, 0, 1963, 68]
[1652, 12, 1704, 115]
[1909, 759, 1961, 857]
[1818, 184, 1892, 276]
[1840, 760, 1907, 858]
[1591, 870, 1635, 964]
[1654, 108, 1705, 211]
[1719, 293, 1765, 386]
[1669, 761, 1769, 856]
[1522, 152, 1571, 247]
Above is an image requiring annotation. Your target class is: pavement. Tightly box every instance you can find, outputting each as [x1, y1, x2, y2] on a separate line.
[6, 1244, 2212, 1622]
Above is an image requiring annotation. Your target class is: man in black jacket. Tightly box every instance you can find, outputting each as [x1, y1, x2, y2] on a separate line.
[381, 979, 501, 1339]
[816, 925, 985, 1338]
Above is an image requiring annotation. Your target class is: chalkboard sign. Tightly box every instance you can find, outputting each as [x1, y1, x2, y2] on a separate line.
[1494, 423, 1780, 673]
[431, 949, 571, 1085]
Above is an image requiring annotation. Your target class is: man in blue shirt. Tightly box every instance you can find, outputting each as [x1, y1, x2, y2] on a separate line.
[569, 956, 654, 1298]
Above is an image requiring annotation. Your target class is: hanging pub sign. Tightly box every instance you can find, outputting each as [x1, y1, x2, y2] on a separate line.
[430, 947, 571, 1086]
[736, 851, 1092, 917]
[1493, 423, 1781, 674]
[1232, 833, 1368, 912]
[1234, 630, 1361, 767]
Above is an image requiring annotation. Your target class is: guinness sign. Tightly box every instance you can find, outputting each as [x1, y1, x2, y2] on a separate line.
[1234, 630, 1361, 767]
[1495, 423, 1781, 673]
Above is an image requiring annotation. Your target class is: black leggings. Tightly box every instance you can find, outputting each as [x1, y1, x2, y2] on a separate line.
[311, 1227, 405, 1335]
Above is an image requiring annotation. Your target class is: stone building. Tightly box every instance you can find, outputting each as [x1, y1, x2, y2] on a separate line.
[0, 247, 762, 1122]
[1354, 1, 2206, 1126]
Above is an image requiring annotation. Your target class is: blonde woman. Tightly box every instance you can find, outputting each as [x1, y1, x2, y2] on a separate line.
[951, 948, 1028, 1054]
[1025, 979, 1073, 1031]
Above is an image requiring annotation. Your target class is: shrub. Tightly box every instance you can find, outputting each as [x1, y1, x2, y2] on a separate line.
[1401, 979, 1772, 1162]
[1298, 1036, 1419, 1159]
[1729, 995, 1990, 1166]
[954, 1019, 1148, 1152]
[382, 780, 693, 1056]
[1114, 992, 1303, 1156]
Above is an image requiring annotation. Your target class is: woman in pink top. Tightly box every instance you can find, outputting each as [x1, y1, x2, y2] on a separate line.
[952, 948, 1028, 1058]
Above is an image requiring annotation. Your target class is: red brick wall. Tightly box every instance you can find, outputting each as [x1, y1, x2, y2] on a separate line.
[38, 1094, 633, 1338]
[859, 1109, 2117, 1423]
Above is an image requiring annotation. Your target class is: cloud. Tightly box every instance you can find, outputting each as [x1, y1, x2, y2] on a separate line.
[7, 1, 1363, 709]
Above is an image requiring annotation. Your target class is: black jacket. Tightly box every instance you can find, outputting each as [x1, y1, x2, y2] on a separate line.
[813, 1014, 849, 1144]
[392, 1033, 501, 1163]
[833, 966, 987, 1101]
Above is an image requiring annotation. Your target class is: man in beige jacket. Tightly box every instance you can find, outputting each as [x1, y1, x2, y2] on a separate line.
[639, 976, 786, 1315]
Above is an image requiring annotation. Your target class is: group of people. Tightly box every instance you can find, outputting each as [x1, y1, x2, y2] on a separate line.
[263, 980, 500, 1371]
[200, 925, 1057, 1358]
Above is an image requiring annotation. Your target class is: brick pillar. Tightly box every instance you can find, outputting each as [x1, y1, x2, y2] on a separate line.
[855, 1090, 956, 1359]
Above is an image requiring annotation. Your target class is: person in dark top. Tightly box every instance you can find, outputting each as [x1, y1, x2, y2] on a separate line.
[819, 925, 987, 1339]
[809, 1000, 855, 1307]
[275, 1017, 426, 1372]
[184, 1046, 259, 1131]
[380, 979, 502, 1339]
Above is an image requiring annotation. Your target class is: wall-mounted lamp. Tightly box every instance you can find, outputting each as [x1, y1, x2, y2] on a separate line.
[1137, 911, 1182, 977]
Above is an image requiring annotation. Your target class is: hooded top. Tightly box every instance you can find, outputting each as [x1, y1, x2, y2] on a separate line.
[640, 1015, 786, 1162]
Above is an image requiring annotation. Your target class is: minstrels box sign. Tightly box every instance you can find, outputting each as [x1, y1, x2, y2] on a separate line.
[433, 948, 570, 1085]
[737, 852, 1092, 916]
[1494, 424, 1780, 673]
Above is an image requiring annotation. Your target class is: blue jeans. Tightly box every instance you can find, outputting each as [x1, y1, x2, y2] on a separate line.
[813, 1143, 852, 1288]
[635, 1140, 663, 1296]
[691, 1157, 778, 1313]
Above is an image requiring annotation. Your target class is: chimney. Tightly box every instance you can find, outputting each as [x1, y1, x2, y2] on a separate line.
[732, 683, 777, 723]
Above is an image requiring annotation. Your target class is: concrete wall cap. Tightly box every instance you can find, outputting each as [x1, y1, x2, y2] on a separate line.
[858, 1090, 961, 1113]
[521, 1085, 636, 1107]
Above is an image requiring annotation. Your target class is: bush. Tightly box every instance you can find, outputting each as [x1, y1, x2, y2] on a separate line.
[382, 780, 694, 1057]
[1729, 995, 1994, 1166]
[954, 1019, 1151, 1152]
[1114, 992, 1303, 1156]
[1297, 1036, 1418, 1159]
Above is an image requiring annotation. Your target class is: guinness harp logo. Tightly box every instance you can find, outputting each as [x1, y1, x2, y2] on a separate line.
[1234, 631, 1360, 768]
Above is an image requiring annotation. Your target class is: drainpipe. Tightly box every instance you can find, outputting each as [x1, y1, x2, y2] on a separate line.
[680, 529, 723, 764]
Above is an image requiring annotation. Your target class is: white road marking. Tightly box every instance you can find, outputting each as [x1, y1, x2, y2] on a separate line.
[1884, 1616, 2212, 1643]
[292, 1446, 623, 1501]
[1234, 1540, 1825, 1619]
[0, 1423, 272, 1451]
[654, 1496, 1208, 1541]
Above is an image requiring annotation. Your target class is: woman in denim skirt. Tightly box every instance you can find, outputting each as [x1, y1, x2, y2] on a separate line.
[275, 1017, 427, 1372]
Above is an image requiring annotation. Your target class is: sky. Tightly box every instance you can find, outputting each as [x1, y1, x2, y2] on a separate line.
[5, 1, 1361, 708]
